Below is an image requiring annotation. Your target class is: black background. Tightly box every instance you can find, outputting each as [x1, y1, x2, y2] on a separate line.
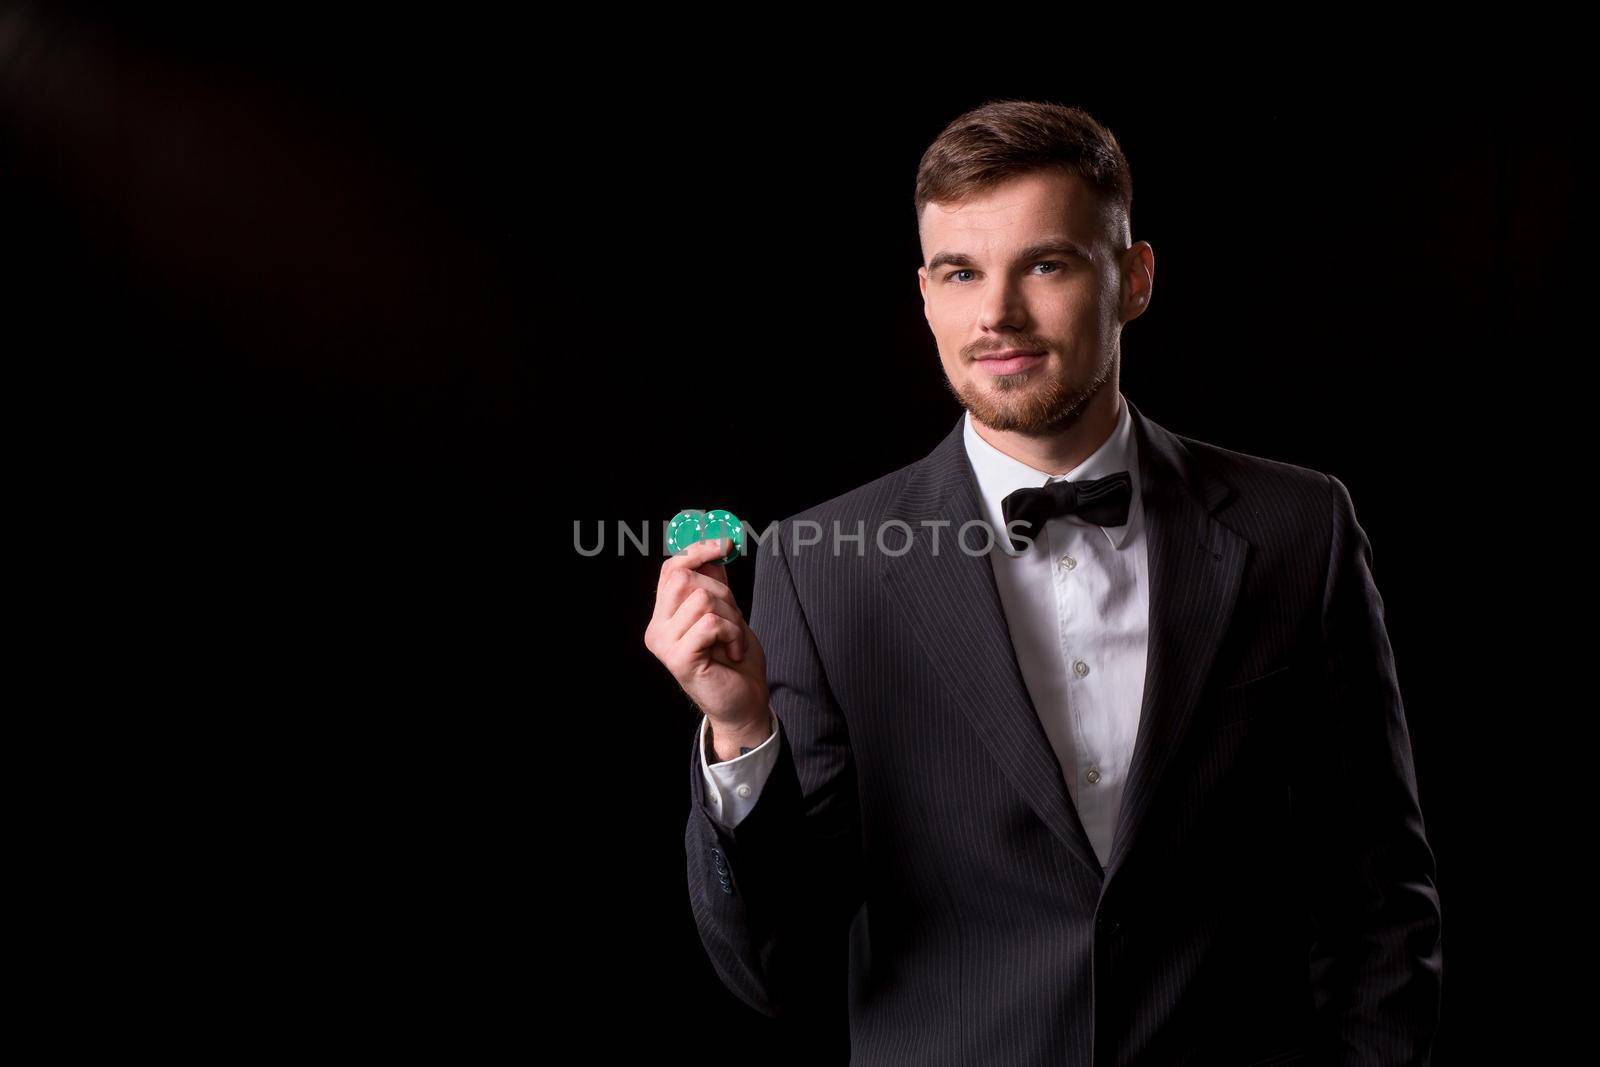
[4, 7, 1579, 1059]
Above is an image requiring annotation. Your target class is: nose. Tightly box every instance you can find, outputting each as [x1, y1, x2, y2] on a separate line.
[977, 273, 1027, 334]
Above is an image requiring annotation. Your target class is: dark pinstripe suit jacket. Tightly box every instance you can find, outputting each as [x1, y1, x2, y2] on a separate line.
[686, 397, 1442, 1065]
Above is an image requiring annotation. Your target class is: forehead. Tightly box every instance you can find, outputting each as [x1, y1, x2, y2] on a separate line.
[919, 170, 1109, 255]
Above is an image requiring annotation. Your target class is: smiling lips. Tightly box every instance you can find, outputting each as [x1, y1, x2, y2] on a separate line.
[974, 349, 1046, 374]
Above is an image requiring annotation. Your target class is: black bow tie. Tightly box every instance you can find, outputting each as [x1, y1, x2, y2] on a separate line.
[1000, 471, 1133, 552]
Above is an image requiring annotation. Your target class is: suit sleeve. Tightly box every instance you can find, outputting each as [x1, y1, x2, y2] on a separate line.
[1301, 473, 1444, 1063]
[683, 520, 865, 1020]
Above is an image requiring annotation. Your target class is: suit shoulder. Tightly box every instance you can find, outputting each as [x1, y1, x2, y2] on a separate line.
[1177, 433, 1338, 528]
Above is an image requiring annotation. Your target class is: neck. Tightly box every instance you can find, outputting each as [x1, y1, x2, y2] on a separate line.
[970, 387, 1121, 476]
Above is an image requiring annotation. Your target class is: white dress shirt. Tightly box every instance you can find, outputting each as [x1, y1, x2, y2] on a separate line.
[699, 392, 1150, 869]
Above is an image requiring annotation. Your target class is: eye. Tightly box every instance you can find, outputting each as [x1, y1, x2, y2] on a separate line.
[943, 260, 1068, 284]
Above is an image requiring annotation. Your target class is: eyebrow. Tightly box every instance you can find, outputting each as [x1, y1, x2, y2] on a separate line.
[926, 239, 1094, 274]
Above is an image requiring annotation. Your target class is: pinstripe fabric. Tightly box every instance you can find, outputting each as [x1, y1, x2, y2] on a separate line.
[684, 396, 1442, 1065]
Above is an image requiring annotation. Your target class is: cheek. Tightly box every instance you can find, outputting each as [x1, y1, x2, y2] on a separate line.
[1054, 288, 1110, 333]
[1058, 279, 1102, 312]
[926, 309, 965, 353]
[927, 295, 961, 325]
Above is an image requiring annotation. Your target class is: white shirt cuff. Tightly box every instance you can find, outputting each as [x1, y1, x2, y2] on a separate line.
[699, 707, 781, 829]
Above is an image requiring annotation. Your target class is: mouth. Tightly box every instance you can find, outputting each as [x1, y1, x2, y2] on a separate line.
[973, 349, 1047, 375]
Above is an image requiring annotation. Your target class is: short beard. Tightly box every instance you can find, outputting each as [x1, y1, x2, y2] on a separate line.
[947, 354, 1114, 438]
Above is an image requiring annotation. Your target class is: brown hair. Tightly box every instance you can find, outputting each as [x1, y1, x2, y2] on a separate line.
[914, 99, 1133, 246]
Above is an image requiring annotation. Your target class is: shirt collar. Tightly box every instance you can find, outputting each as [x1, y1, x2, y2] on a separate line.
[962, 390, 1142, 551]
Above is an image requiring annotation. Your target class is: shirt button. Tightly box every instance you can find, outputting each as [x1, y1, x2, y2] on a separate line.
[1086, 767, 1102, 785]
[1058, 553, 1077, 570]
[1073, 659, 1090, 678]
[736, 783, 752, 798]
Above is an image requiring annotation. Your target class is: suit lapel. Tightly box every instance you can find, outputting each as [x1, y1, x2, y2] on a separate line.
[879, 413, 1103, 878]
[1103, 396, 1246, 886]
[877, 398, 1247, 888]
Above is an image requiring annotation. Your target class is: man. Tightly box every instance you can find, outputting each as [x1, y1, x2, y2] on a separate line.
[646, 100, 1442, 1065]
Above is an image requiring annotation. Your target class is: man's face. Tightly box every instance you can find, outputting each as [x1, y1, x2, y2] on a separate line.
[917, 169, 1148, 436]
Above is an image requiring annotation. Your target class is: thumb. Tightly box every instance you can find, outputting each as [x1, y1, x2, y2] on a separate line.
[696, 538, 731, 585]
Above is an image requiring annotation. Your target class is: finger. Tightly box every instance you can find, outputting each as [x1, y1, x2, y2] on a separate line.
[680, 612, 742, 660]
[667, 587, 744, 646]
[656, 567, 740, 624]
[722, 615, 747, 662]
[658, 537, 733, 596]
[654, 539, 730, 622]
[694, 538, 732, 588]
[708, 633, 741, 668]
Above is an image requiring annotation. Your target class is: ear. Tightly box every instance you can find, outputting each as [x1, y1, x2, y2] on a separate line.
[1121, 241, 1155, 322]
[917, 265, 929, 314]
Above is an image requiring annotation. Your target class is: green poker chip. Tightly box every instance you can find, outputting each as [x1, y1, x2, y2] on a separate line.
[667, 509, 706, 554]
[668, 508, 745, 564]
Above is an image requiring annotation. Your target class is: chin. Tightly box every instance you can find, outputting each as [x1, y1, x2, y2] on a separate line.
[963, 370, 1104, 436]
